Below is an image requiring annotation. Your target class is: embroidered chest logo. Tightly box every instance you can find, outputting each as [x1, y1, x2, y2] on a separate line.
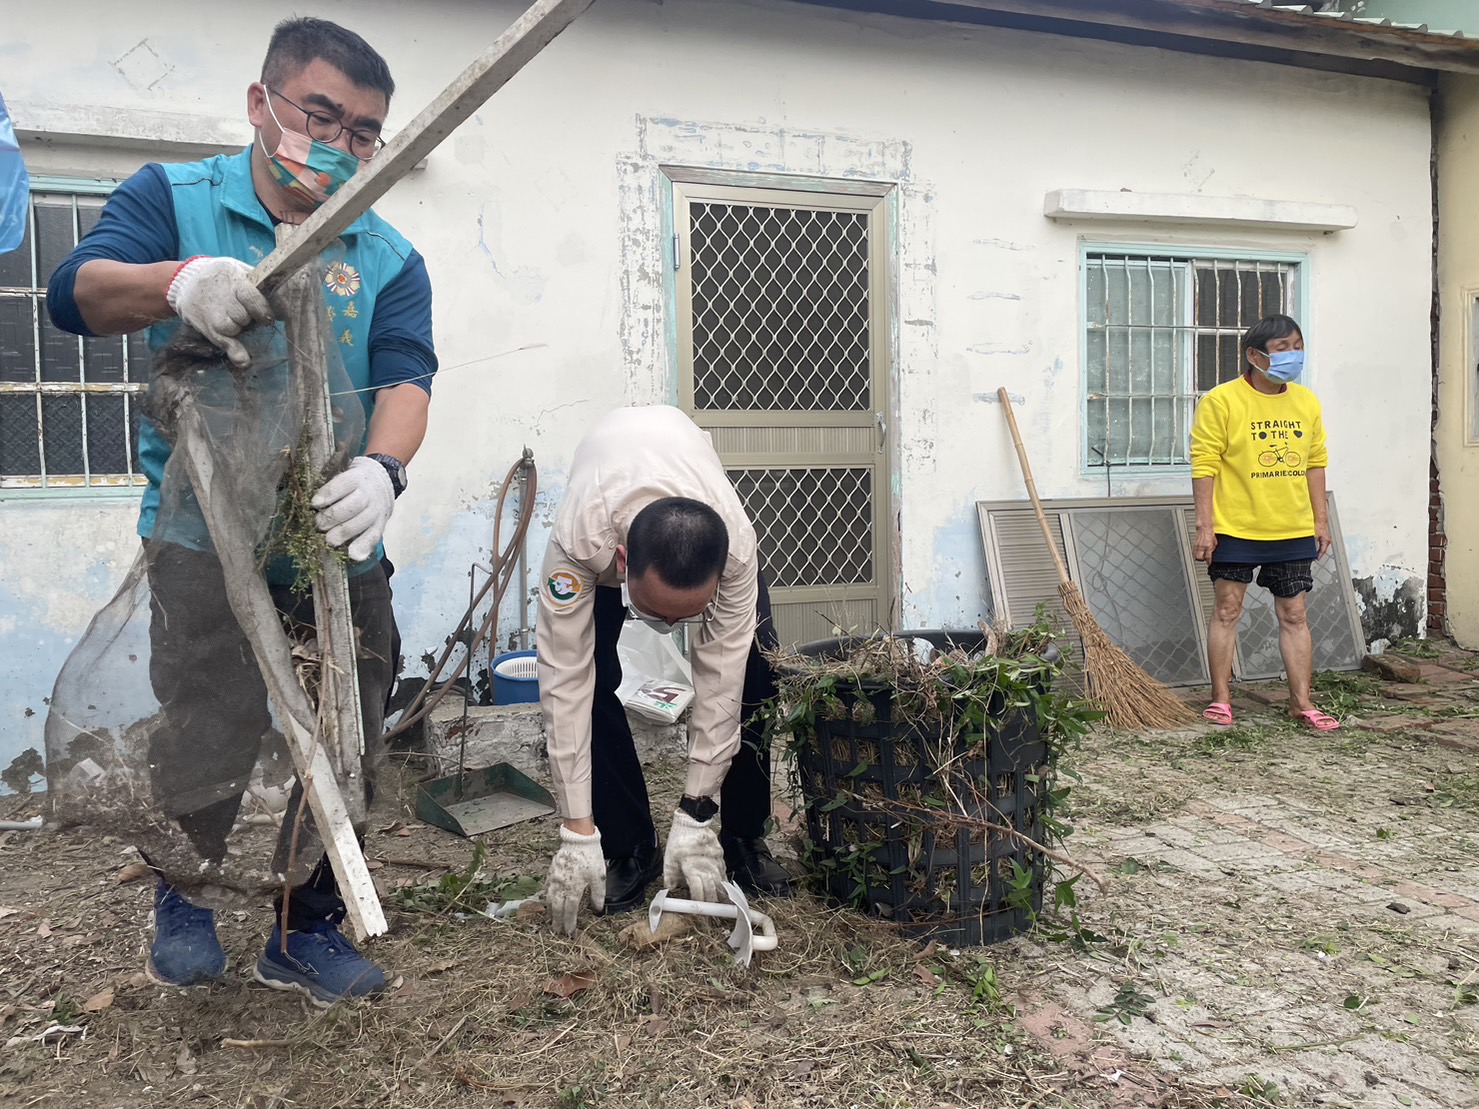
[545, 569, 583, 607]
[324, 260, 361, 297]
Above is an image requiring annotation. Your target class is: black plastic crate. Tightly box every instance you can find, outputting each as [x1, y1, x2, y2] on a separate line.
[789, 630, 1053, 946]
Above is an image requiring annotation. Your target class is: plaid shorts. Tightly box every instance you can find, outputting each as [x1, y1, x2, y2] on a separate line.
[1207, 559, 1314, 598]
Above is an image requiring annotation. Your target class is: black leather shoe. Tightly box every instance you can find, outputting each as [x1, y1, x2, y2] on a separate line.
[722, 837, 795, 897]
[600, 839, 661, 915]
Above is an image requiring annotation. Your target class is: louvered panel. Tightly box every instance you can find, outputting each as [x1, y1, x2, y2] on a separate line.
[983, 510, 1073, 633]
[703, 424, 875, 458]
[1179, 507, 1220, 636]
[773, 598, 881, 650]
[1179, 506, 1242, 678]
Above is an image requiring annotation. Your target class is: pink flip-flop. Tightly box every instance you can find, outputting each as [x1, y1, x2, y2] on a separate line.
[1202, 702, 1234, 726]
[1291, 709, 1340, 732]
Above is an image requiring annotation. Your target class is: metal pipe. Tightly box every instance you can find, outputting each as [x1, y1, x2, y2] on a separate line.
[516, 447, 534, 650]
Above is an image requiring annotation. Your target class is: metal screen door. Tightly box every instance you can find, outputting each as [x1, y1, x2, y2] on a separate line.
[671, 176, 894, 647]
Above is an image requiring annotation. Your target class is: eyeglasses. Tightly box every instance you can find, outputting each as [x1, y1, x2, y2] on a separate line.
[267, 87, 385, 161]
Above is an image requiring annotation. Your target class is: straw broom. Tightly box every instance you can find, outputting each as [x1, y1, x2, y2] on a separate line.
[997, 387, 1194, 731]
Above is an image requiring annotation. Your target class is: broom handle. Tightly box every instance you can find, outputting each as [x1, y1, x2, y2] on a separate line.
[997, 387, 1072, 588]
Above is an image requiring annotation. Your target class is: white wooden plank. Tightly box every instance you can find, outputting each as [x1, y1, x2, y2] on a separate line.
[176, 404, 386, 939]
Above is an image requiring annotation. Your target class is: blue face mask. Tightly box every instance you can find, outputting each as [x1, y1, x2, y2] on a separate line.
[1259, 348, 1305, 384]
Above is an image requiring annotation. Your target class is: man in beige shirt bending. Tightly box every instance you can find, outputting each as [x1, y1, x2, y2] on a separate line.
[537, 406, 792, 934]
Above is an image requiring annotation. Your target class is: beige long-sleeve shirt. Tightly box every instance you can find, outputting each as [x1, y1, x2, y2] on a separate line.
[536, 406, 759, 822]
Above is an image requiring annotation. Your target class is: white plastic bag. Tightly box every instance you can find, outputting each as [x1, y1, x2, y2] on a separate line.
[616, 621, 694, 724]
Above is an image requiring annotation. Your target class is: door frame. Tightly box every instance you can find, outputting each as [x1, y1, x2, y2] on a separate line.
[664, 167, 899, 642]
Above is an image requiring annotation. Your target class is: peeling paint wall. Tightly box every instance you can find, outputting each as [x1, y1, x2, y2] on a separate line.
[1, 0, 1435, 778]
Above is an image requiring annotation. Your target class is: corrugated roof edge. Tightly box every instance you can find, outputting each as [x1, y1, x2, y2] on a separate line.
[795, 0, 1479, 78]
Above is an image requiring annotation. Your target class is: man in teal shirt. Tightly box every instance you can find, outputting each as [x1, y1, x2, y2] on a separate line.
[47, 17, 436, 1005]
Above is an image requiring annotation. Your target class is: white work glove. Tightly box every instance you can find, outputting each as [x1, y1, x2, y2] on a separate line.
[311, 456, 395, 563]
[165, 256, 274, 368]
[546, 825, 606, 936]
[662, 809, 726, 903]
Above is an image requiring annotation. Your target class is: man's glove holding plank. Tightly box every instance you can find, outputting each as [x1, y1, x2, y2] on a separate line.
[166, 256, 274, 369]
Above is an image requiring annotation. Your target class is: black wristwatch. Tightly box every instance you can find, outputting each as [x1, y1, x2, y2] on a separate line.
[367, 453, 408, 498]
[678, 795, 719, 823]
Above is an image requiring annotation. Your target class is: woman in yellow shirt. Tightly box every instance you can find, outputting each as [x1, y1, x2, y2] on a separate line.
[1189, 314, 1339, 731]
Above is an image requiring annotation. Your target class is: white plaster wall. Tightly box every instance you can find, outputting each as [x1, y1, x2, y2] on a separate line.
[0, 0, 1434, 777]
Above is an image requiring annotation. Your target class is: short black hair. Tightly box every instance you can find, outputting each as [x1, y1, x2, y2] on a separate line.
[627, 498, 730, 589]
[1242, 314, 1303, 361]
[262, 17, 395, 103]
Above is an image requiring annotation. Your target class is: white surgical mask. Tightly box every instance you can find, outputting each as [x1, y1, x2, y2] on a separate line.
[621, 581, 681, 633]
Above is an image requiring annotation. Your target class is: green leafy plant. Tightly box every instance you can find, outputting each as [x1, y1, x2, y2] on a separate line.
[388, 842, 538, 915]
[768, 610, 1098, 936]
[958, 955, 1003, 1008]
[1312, 670, 1383, 717]
[1429, 773, 1479, 812]
[1094, 981, 1156, 1026]
[1194, 724, 1270, 753]
[1388, 637, 1442, 660]
[1239, 1075, 1283, 1104]
[266, 427, 348, 593]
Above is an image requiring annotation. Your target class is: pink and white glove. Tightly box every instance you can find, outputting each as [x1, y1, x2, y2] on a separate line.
[165, 256, 273, 368]
[311, 456, 395, 563]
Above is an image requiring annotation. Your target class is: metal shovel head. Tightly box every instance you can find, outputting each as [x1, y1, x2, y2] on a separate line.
[415, 762, 555, 838]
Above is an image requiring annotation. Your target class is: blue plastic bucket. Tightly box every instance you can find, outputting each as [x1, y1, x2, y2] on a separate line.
[491, 650, 539, 705]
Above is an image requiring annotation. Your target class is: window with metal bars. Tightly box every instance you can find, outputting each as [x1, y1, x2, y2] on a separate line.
[0, 183, 149, 491]
[1084, 250, 1298, 469]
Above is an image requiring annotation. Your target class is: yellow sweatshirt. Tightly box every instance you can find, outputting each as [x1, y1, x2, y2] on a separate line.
[1189, 376, 1328, 540]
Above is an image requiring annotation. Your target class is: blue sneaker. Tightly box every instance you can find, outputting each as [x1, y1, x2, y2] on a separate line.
[253, 924, 387, 1007]
[147, 882, 226, 987]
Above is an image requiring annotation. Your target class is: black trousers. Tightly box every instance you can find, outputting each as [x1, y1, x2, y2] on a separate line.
[591, 572, 780, 859]
[143, 539, 399, 931]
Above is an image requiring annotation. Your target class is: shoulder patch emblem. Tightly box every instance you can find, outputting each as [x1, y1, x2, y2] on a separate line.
[324, 260, 361, 297]
[545, 568, 583, 608]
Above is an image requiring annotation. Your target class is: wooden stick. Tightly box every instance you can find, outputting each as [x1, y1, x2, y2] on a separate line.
[424, 1015, 468, 1062]
[995, 387, 1194, 731]
[251, 0, 594, 291]
[996, 387, 1071, 588]
[275, 259, 366, 829]
[374, 856, 452, 870]
[222, 1038, 297, 1050]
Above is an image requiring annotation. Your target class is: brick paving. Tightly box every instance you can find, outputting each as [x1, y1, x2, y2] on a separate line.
[1018, 645, 1479, 1107]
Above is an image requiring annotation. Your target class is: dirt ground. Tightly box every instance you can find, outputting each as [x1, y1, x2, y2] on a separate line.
[2, 639, 1477, 1108]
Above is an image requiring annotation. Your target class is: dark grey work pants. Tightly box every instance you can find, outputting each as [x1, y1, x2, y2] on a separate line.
[143, 539, 397, 930]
